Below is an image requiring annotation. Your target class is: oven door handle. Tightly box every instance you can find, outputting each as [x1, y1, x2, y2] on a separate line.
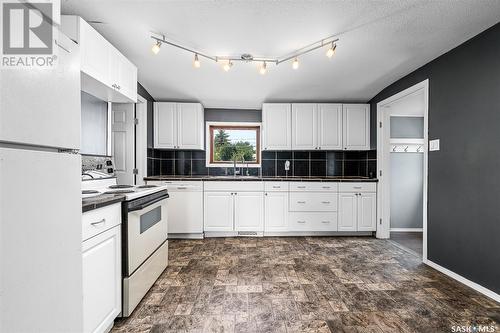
[128, 194, 169, 212]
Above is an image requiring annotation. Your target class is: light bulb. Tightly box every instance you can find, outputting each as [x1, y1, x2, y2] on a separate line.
[292, 57, 299, 69]
[193, 54, 200, 68]
[259, 61, 267, 75]
[326, 42, 337, 58]
[151, 41, 161, 55]
[223, 60, 232, 72]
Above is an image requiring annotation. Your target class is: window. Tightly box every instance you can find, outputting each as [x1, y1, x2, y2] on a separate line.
[206, 122, 261, 167]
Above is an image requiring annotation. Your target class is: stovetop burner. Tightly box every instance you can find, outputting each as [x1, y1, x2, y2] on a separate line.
[104, 189, 135, 194]
[136, 185, 157, 189]
[82, 190, 99, 194]
[109, 185, 134, 189]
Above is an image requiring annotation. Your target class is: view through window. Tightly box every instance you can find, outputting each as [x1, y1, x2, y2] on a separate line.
[209, 125, 260, 164]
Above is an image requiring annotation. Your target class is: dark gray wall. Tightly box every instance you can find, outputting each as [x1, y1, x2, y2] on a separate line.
[370, 23, 500, 294]
[205, 108, 261, 122]
[137, 82, 155, 148]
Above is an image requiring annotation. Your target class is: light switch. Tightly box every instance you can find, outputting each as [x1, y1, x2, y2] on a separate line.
[429, 139, 440, 151]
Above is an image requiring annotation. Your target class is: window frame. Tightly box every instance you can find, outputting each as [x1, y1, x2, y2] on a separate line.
[205, 122, 261, 168]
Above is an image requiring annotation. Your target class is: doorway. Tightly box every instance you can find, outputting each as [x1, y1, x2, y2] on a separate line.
[376, 80, 429, 261]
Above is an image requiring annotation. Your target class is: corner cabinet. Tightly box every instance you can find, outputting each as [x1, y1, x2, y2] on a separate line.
[154, 102, 204, 150]
[338, 183, 377, 231]
[61, 15, 137, 103]
[342, 104, 370, 150]
[262, 103, 292, 150]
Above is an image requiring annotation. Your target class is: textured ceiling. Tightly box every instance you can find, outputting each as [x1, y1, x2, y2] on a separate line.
[61, 0, 500, 109]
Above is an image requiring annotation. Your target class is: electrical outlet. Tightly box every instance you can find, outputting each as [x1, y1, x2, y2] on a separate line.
[429, 139, 440, 151]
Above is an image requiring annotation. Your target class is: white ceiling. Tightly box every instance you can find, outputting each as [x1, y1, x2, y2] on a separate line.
[61, 0, 500, 109]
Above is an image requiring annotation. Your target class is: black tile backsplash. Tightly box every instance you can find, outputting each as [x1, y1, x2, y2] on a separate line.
[147, 149, 376, 178]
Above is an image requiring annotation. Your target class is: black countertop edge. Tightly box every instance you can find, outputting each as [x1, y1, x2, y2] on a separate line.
[144, 176, 378, 183]
[82, 194, 125, 213]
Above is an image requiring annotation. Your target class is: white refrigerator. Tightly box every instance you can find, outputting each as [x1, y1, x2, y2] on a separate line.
[0, 32, 83, 332]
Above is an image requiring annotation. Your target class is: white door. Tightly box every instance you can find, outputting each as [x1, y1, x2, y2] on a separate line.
[343, 104, 370, 150]
[262, 103, 292, 150]
[80, 18, 110, 86]
[264, 192, 289, 232]
[292, 104, 318, 150]
[167, 191, 203, 233]
[235, 192, 264, 231]
[154, 102, 177, 148]
[204, 192, 234, 232]
[177, 103, 204, 150]
[111, 103, 135, 185]
[338, 193, 357, 231]
[318, 103, 343, 150]
[82, 226, 121, 333]
[0, 33, 80, 149]
[357, 192, 377, 231]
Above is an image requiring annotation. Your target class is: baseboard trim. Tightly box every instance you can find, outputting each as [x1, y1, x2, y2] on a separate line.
[263, 231, 374, 237]
[390, 228, 423, 232]
[168, 233, 204, 239]
[425, 260, 500, 303]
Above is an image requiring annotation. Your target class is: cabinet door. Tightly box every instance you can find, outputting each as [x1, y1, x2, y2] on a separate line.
[167, 191, 203, 233]
[204, 192, 234, 231]
[262, 103, 292, 150]
[82, 226, 121, 333]
[357, 192, 377, 231]
[338, 193, 357, 231]
[264, 192, 288, 232]
[235, 192, 264, 232]
[177, 103, 204, 150]
[318, 103, 343, 150]
[80, 18, 110, 86]
[109, 48, 137, 102]
[292, 104, 318, 150]
[154, 102, 177, 148]
[342, 104, 370, 150]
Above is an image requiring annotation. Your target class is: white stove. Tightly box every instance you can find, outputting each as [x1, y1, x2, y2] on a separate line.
[81, 177, 168, 200]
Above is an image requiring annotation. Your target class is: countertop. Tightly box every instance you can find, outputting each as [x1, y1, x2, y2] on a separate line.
[144, 175, 378, 182]
[82, 193, 125, 213]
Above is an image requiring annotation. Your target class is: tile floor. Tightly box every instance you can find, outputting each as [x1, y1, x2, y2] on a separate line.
[112, 237, 500, 333]
[390, 232, 423, 256]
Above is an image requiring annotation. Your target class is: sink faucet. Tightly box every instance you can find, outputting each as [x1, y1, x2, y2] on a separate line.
[233, 156, 240, 177]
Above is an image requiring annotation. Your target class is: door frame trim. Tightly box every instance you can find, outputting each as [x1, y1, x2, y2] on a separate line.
[376, 79, 429, 262]
[135, 94, 147, 185]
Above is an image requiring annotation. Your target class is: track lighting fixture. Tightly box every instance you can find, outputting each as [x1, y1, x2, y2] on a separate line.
[149, 33, 339, 74]
[193, 54, 200, 68]
[259, 61, 267, 75]
[151, 40, 161, 55]
[223, 60, 233, 72]
[326, 42, 337, 58]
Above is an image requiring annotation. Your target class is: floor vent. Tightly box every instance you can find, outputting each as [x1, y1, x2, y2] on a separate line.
[238, 231, 258, 236]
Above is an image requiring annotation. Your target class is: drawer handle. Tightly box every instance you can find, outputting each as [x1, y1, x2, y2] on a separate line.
[272, 186, 281, 189]
[321, 221, 331, 224]
[297, 220, 306, 224]
[297, 186, 306, 189]
[322, 186, 331, 189]
[91, 218, 106, 226]
[177, 187, 187, 189]
[321, 201, 331, 204]
[297, 201, 306, 204]
[354, 186, 362, 189]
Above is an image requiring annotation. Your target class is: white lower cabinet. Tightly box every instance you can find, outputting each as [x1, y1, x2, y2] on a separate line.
[82, 204, 121, 333]
[264, 192, 289, 232]
[204, 192, 234, 232]
[235, 192, 264, 231]
[339, 186, 377, 231]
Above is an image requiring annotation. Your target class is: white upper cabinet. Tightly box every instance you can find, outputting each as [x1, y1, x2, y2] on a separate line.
[177, 103, 204, 149]
[262, 103, 292, 150]
[292, 104, 318, 150]
[342, 104, 370, 150]
[61, 16, 137, 103]
[318, 103, 343, 150]
[154, 102, 204, 150]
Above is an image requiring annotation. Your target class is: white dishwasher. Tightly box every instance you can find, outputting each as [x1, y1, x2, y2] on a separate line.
[147, 181, 204, 239]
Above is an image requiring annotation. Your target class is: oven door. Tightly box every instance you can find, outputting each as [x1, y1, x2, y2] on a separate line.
[126, 197, 168, 275]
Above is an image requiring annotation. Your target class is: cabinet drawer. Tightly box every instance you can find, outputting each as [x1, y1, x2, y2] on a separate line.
[82, 203, 121, 241]
[289, 212, 338, 231]
[339, 182, 376, 193]
[289, 193, 338, 212]
[264, 182, 289, 192]
[204, 181, 264, 192]
[289, 182, 338, 192]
